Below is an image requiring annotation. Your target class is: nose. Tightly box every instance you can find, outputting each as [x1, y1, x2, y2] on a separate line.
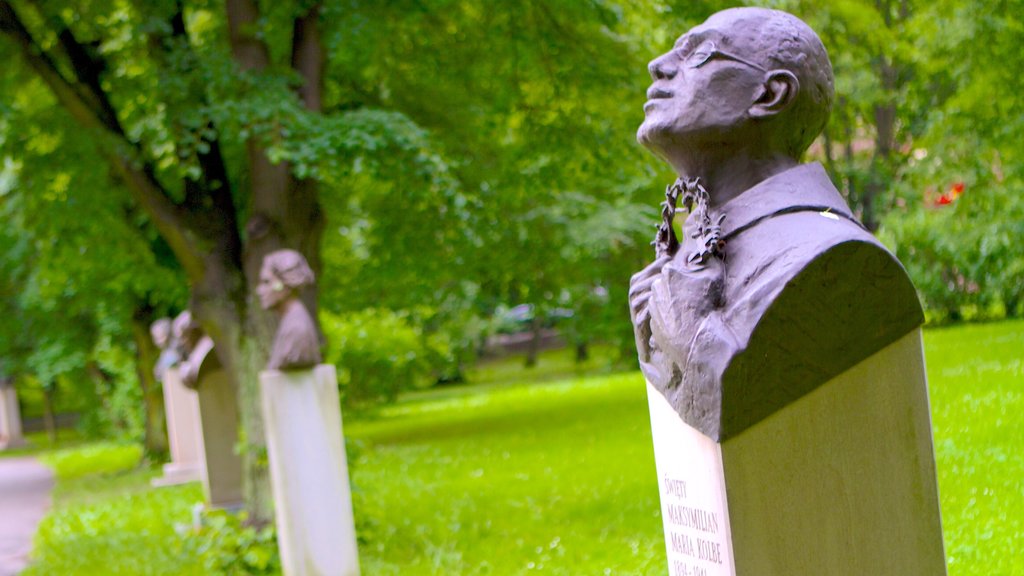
[648, 52, 677, 80]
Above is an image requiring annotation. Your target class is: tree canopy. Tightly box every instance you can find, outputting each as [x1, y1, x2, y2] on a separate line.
[1, 0, 1021, 520]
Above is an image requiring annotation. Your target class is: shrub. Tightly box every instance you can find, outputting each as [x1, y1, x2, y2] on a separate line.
[183, 509, 281, 576]
[321, 308, 451, 405]
[880, 184, 1024, 323]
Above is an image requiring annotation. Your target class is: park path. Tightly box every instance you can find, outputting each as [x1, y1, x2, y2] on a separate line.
[0, 457, 53, 576]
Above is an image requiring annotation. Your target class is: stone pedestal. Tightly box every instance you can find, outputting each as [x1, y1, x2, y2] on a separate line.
[152, 367, 203, 486]
[260, 364, 360, 576]
[647, 329, 946, 576]
[0, 384, 26, 450]
[195, 368, 244, 509]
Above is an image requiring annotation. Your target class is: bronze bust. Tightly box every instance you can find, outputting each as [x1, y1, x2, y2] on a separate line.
[257, 249, 322, 371]
[629, 8, 922, 440]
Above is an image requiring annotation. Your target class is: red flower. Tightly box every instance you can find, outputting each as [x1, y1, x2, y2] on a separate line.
[931, 181, 965, 207]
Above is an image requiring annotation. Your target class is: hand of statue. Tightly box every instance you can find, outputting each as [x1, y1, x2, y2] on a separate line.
[629, 254, 671, 362]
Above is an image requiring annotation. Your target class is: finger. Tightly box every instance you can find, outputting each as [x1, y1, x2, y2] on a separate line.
[628, 275, 660, 299]
[634, 317, 652, 356]
[635, 309, 651, 333]
[630, 293, 650, 317]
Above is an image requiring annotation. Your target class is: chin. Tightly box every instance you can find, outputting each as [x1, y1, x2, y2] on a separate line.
[636, 120, 663, 150]
[637, 121, 676, 161]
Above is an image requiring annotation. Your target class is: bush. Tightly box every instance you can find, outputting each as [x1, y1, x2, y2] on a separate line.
[321, 308, 451, 405]
[183, 509, 281, 576]
[879, 183, 1024, 323]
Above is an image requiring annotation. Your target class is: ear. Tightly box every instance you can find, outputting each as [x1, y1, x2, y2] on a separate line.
[749, 70, 799, 119]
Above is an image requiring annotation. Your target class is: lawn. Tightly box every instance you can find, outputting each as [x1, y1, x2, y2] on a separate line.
[19, 319, 1024, 575]
[925, 321, 1024, 575]
[348, 373, 663, 575]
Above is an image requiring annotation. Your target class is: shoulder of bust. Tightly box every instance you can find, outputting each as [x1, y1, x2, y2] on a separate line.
[717, 237, 923, 439]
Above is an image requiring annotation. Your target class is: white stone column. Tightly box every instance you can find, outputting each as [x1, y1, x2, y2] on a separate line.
[260, 364, 360, 576]
[648, 381, 736, 576]
[647, 329, 946, 576]
[152, 367, 204, 486]
[0, 384, 26, 450]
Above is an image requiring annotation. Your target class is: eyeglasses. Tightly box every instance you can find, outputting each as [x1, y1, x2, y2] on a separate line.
[684, 41, 766, 72]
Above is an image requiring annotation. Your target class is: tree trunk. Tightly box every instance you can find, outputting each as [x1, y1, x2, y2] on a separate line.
[1005, 294, 1020, 318]
[0, 0, 326, 525]
[864, 94, 897, 232]
[525, 316, 543, 368]
[42, 383, 56, 444]
[575, 341, 589, 363]
[224, 1, 328, 525]
[822, 123, 838, 184]
[130, 306, 168, 457]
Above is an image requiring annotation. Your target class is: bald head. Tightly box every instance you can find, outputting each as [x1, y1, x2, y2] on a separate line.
[705, 8, 834, 157]
[639, 8, 834, 167]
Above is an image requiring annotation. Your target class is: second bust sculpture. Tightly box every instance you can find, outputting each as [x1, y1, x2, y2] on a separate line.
[257, 249, 322, 371]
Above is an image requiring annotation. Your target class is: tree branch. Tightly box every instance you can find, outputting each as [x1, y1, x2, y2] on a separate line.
[144, 0, 238, 243]
[0, 2, 109, 132]
[0, 0, 205, 280]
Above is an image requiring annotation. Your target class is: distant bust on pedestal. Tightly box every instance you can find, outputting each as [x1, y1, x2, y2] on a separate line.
[629, 7, 922, 440]
[150, 317, 180, 382]
[257, 249, 322, 371]
[172, 310, 217, 389]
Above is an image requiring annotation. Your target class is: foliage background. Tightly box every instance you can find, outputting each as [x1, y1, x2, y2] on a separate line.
[0, 0, 1021, 436]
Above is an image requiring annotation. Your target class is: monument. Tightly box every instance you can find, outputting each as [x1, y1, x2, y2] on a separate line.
[0, 376, 25, 450]
[256, 249, 360, 576]
[629, 8, 946, 575]
[176, 311, 244, 509]
[150, 317, 204, 487]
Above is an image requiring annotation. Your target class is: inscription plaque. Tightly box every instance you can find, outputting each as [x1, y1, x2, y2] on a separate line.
[647, 381, 735, 576]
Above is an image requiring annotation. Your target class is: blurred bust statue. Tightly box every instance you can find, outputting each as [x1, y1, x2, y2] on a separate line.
[150, 317, 181, 381]
[172, 310, 216, 388]
[257, 249, 322, 371]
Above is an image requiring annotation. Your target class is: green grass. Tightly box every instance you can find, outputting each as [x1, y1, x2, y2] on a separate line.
[39, 441, 144, 481]
[348, 373, 663, 575]
[21, 441, 207, 576]
[24, 438, 206, 573]
[24, 473, 205, 576]
[0, 428, 88, 459]
[353, 320, 1024, 575]
[19, 319, 1024, 575]
[925, 321, 1024, 576]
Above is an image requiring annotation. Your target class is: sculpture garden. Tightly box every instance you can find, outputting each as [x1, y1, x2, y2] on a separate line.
[0, 321, 1018, 575]
[1, 1, 1023, 575]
